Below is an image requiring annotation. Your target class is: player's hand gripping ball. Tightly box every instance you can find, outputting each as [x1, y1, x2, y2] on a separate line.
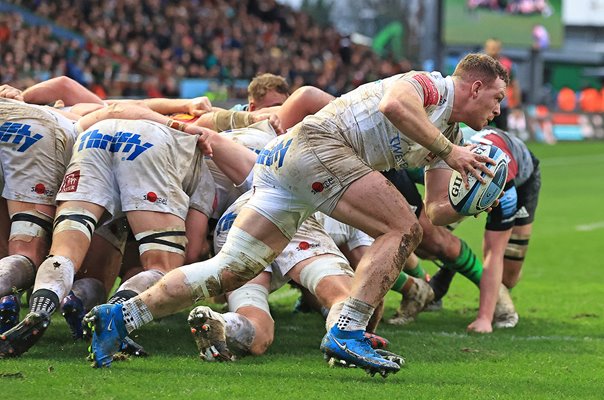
[448, 144, 509, 216]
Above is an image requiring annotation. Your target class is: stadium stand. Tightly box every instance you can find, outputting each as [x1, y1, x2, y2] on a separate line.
[0, 0, 412, 98]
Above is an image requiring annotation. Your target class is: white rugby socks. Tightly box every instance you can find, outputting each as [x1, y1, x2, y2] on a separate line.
[121, 297, 154, 333]
[335, 297, 374, 331]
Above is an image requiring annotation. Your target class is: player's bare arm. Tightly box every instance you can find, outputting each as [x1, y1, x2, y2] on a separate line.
[379, 79, 494, 186]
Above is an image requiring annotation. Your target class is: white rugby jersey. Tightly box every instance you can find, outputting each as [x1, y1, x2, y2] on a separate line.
[0, 99, 79, 165]
[206, 120, 277, 218]
[303, 71, 462, 171]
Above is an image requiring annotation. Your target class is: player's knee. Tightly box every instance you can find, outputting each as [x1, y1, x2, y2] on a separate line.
[228, 285, 272, 355]
[504, 233, 530, 263]
[249, 325, 274, 356]
[136, 227, 187, 258]
[9, 210, 53, 248]
[300, 256, 353, 301]
[53, 207, 98, 241]
[181, 229, 277, 300]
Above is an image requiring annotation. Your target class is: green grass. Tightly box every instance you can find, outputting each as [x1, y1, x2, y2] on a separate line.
[443, 0, 563, 48]
[3, 141, 604, 399]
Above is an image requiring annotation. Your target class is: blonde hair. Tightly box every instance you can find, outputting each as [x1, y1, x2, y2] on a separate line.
[453, 53, 509, 86]
[248, 73, 289, 102]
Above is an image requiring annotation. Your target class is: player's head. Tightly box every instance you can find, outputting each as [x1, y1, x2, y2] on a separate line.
[483, 38, 502, 59]
[247, 73, 289, 111]
[452, 53, 509, 130]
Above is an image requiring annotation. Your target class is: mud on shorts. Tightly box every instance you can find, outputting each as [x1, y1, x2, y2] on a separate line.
[0, 115, 72, 205]
[247, 123, 373, 240]
[56, 119, 200, 221]
[187, 159, 216, 218]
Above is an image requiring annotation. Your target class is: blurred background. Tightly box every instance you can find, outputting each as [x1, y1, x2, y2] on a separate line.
[1, 0, 603, 142]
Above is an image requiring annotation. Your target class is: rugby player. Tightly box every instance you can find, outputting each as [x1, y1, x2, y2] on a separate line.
[87, 54, 508, 376]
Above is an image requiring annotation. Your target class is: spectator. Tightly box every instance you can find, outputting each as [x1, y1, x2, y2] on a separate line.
[3, 0, 414, 98]
[484, 37, 521, 130]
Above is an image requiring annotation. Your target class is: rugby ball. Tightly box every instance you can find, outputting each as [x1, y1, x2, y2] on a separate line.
[448, 144, 509, 216]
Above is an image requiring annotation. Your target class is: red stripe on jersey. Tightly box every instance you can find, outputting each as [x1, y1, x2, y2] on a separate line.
[412, 74, 440, 107]
[485, 133, 517, 182]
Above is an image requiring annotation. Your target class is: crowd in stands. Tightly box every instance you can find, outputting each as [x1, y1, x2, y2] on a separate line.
[1, 0, 412, 99]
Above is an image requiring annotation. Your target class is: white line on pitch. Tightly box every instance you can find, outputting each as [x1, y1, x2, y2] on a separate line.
[540, 153, 604, 167]
[402, 330, 603, 342]
[576, 221, 604, 231]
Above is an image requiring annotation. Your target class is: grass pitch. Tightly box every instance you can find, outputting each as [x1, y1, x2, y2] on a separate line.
[2, 141, 604, 399]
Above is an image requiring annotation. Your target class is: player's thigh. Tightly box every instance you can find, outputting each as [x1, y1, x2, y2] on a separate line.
[330, 171, 418, 238]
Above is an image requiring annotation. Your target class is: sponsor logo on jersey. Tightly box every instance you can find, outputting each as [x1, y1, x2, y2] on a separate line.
[311, 177, 335, 194]
[0, 122, 43, 152]
[256, 138, 292, 169]
[216, 211, 237, 236]
[514, 206, 529, 219]
[296, 241, 320, 251]
[390, 134, 406, 168]
[77, 129, 154, 161]
[59, 170, 81, 193]
[143, 191, 167, 205]
[31, 183, 54, 197]
[412, 74, 441, 107]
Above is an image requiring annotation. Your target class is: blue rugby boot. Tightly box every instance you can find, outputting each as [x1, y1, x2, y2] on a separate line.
[60, 292, 86, 340]
[85, 304, 127, 368]
[0, 311, 50, 358]
[320, 325, 402, 377]
[0, 295, 20, 334]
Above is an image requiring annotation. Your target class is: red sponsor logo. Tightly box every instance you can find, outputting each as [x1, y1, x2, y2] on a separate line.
[59, 171, 80, 193]
[146, 192, 157, 202]
[296, 241, 320, 251]
[412, 74, 440, 107]
[31, 183, 54, 197]
[34, 183, 45, 194]
[311, 177, 335, 194]
[143, 191, 167, 205]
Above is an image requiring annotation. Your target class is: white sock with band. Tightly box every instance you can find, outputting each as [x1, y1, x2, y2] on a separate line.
[121, 297, 154, 333]
[336, 297, 374, 332]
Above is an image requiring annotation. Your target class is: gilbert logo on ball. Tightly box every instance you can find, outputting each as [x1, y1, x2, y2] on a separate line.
[448, 144, 509, 216]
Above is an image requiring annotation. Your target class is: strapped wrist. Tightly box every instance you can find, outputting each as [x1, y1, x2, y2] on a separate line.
[213, 110, 255, 132]
[166, 119, 186, 132]
[427, 133, 453, 158]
